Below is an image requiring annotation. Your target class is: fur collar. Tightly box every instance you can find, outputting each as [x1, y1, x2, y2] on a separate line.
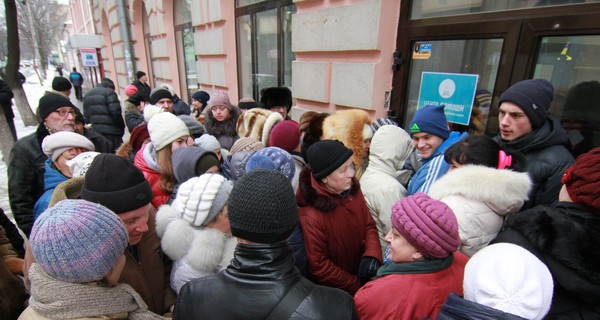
[204, 107, 241, 138]
[296, 166, 360, 212]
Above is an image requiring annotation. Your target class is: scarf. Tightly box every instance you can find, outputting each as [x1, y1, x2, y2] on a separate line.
[142, 142, 161, 173]
[376, 253, 453, 277]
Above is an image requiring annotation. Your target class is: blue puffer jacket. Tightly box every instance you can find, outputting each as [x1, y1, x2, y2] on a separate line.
[33, 159, 68, 219]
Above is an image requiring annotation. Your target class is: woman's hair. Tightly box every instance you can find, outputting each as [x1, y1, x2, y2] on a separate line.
[157, 146, 177, 194]
[444, 135, 527, 172]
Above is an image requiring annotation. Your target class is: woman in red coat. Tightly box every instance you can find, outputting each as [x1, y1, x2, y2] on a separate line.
[296, 140, 382, 295]
[354, 193, 468, 320]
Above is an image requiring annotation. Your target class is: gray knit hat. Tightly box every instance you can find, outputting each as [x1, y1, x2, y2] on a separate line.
[228, 170, 298, 243]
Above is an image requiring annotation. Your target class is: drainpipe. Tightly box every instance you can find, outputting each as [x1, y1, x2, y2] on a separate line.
[117, 0, 135, 83]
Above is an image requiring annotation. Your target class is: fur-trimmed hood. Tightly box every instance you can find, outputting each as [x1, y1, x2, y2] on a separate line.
[236, 108, 283, 146]
[429, 165, 532, 216]
[296, 165, 360, 212]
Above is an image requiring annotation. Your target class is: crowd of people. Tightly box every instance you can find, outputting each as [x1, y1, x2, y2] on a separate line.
[0, 74, 598, 320]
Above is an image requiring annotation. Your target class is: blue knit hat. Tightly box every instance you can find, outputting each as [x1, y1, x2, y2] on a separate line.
[30, 199, 128, 283]
[409, 105, 450, 140]
[498, 79, 553, 129]
[192, 91, 210, 106]
[245, 146, 295, 181]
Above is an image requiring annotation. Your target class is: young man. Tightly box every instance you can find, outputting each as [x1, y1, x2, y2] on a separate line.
[495, 79, 574, 208]
[132, 71, 151, 97]
[68, 67, 84, 101]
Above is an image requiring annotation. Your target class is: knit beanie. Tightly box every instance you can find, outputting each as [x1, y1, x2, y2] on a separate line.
[124, 84, 138, 96]
[238, 97, 258, 110]
[498, 79, 554, 129]
[149, 87, 174, 105]
[246, 147, 295, 181]
[391, 192, 460, 259]
[66, 151, 101, 178]
[74, 107, 85, 124]
[129, 124, 150, 152]
[128, 92, 149, 107]
[173, 174, 233, 227]
[194, 134, 220, 152]
[37, 92, 76, 120]
[148, 112, 190, 150]
[192, 91, 210, 106]
[136, 71, 146, 79]
[562, 147, 600, 214]
[178, 115, 205, 138]
[30, 199, 128, 283]
[41, 131, 95, 162]
[260, 87, 293, 112]
[228, 170, 298, 243]
[464, 243, 553, 320]
[307, 140, 353, 180]
[208, 90, 232, 109]
[52, 77, 72, 92]
[409, 105, 450, 140]
[269, 120, 300, 152]
[230, 137, 265, 155]
[81, 154, 153, 213]
[143, 104, 163, 122]
[371, 118, 398, 133]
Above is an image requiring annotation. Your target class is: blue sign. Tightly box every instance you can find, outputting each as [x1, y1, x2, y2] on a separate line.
[417, 72, 479, 125]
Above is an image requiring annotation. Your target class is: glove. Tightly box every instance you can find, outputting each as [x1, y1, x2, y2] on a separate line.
[357, 256, 380, 283]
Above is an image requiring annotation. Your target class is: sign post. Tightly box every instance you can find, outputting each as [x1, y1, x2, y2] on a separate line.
[79, 48, 99, 67]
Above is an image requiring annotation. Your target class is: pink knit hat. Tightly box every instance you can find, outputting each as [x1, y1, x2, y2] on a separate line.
[209, 90, 232, 109]
[391, 193, 460, 258]
[125, 84, 138, 97]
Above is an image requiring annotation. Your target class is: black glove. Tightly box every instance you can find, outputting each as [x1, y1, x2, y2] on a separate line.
[357, 256, 380, 283]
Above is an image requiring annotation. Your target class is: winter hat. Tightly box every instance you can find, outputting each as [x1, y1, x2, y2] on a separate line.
[143, 104, 163, 122]
[173, 174, 233, 227]
[246, 147, 295, 181]
[391, 192, 460, 258]
[192, 91, 210, 106]
[37, 92, 76, 120]
[230, 137, 265, 155]
[409, 105, 450, 140]
[129, 124, 150, 152]
[81, 154, 153, 213]
[371, 118, 398, 133]
[74, 107, 85, 124]
[238, 97, 258, 110]
[236, 108, 283, 146]
[562, 147, 600, 214]
[136, 71, 146, 79]
[149, 87, 174, 105]
[260, 87, 293, 112]
[172, 147, 220, 183]
[208, 90, 232, 109]
[66, 151, 101, 178]
[128, 92, 149, 107]
[307, 140, 353, 180]
[195, 134, 220, 152]
[228, 170, 298, 243]
[269, 120, 300, 152]
[52, 77, 72, 92]
[101, 78, 115, 90]
[148, 112, 190, 151]
[464, 243, 553, 320]
[42, 131, 95, 162]
[124, 84, 138, 96]
[498, 79, 554, 129]
[30, 199, 128, 283]
[178, 115, 205, 138]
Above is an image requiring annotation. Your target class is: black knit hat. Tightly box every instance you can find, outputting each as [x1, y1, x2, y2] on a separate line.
[37, 92, 76, 120]
[150, 88, 173, 105]
[52, 77, 72, 92]
[80, 154, 153, 213]
[228, 170, 298, 243]
[307, 140, 353, 180]
[498, 79, 554, 129]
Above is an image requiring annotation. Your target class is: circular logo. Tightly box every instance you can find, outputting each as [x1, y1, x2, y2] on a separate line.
[438, 79, 456, 99]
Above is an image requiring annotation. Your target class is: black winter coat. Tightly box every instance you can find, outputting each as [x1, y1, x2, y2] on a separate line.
[492, 202, 600, 319]
[83, 84, 125, 137]
[0, 79, 14, 119]
[173, 241, 357, 320]
[437, 293, 527, 320]
[132, 80, 151, 98]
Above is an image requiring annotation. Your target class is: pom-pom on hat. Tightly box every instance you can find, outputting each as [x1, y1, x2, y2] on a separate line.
[464, 243, 553, 320]
[246, 147, 295, 181]
[37, 92, 76, 120]
[391, 192, 460, 258]
[149, 87, 174, 105]
[147, 112, 190, 151]
[409, 105, 450, 140]
[30, 199, 128, 283]
[124, 84, 138, 96]
[208, 90, 232, 109]
[498, 79, 553, 129]
[66, 151, 101, 178]
[173, 174, 233, 227]
[307, 140, 353, 180]
[52, 77, 72, 92]
[562, 147, 600, 215]
[228, 170, 298, 243]
[41, 131, 95, 162]
[143, 104, 163, 122]
[269, 120, 300, 153]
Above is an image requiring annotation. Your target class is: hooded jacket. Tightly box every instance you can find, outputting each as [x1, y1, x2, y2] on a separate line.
[33, 159, 68, 219]
[437, 292, 527, 320]
[296, 166, 382, 295]
[492, 202, 600, 318]
[495, 117, 574, 209]
[83, 83, 125, 137]
[428, 165, 532, 256]
[124, 99, 144, 133]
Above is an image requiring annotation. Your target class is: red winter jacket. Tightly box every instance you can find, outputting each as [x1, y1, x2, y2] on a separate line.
[296, 166, 382, 295]
[134, 144, 170, 208]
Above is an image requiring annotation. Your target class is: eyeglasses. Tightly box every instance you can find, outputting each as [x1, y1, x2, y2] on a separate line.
[54, 109, 77, 117]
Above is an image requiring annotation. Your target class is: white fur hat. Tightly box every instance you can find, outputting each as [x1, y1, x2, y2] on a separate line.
[464, 243, 554, 320]
[173, 174, 233, 227]
[42, 131, 95, 162]
[195, 134, 220, 152]
[66, 151, 100, 178]
[143, 104, 163, 122]
[147, 112, 190, 151]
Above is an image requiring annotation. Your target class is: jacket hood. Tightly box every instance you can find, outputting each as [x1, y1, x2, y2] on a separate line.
[171, 147, 216, 183]
[366, 125, 414, 178]
[497, 116, 570, 153]
[296, 165, 360, 212]
[43, 158, 68, 192]
[123, 100, 139, 114]
[428, 165, 532, 216]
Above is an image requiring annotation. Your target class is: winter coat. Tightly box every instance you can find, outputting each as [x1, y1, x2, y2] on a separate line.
[0, 208, 25, 258]
[33, 159, 68, 219]
[68, 71, 83, 86]
[495, 117, 574, 209]
[221, 150, 255, 181]
[437, 292, 527, 320]
[204, 106, 241, 150]
[492, 202, 600, 319]
[0, 78, 14, 119]
[134, 143, 170, 208]
[354, 252, 468, 320]
[172, 95, 190, 116]
[360, 125, 414, 252]
[82, 128, 114, 153]
[132, 80, 151, 98]
[0, 223, 27, 320]
[408, 131, 468, 195]
[124, 99, 145, 132]
[173, 241, 358, 320]
[296, 166, 382, 295]
[428, 165, 532, 256]
[83, 83, 125, 137]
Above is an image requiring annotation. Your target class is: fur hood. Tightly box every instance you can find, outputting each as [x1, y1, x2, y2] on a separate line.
[123, 100, 139, 114]
[322, 109, 372, 171]
[296, 165, 360, 212]
[204, 105, 241, 138]
[236, 108, 283, 146]
[429, 165, 532, 215]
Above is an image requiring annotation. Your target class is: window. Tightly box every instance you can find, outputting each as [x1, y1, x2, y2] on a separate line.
[175, 0, 196, 102]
